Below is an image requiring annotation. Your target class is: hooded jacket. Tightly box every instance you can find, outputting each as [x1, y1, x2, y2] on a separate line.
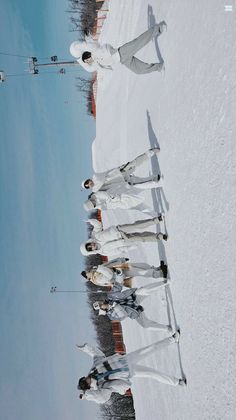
[69, 37, 120, 73]
[80, 219, 135, 258]
[77, 344, 131, 404]
[88, 190, 144, 211]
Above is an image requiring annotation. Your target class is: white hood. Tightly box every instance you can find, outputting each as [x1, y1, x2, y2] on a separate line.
[80, 241, 98, 256]
[69, 41, 82, 58]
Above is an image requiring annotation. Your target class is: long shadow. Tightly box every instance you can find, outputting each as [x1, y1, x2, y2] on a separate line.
[147, 4, 164, 63]
[147, 110, 170, 213]
[146, 110, 185, 378]
[165, 286, 186, 378]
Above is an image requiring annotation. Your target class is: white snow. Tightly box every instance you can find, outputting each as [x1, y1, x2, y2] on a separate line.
[91, 1, 236, 419]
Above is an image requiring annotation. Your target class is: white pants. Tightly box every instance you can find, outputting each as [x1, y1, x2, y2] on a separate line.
[118, 218, 163, 242]
[127, 337, 179, 386]
[120, 150, 160, 190]
[123, 263, 163, 279]
[135, 282, 169, 331]
[119, 25, 163, 74]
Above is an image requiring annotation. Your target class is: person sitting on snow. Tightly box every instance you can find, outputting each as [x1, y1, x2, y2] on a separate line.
[81, 147, 161, 193]
[77, 335, 186, 404]
[70, 22, 166, 75]
[81, 258, 168, 288]
[93, 280, 172, 332]
[80, 216, 167, 259]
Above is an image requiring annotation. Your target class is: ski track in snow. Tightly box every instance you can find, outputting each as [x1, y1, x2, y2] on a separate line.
[91, 1, 236, 419]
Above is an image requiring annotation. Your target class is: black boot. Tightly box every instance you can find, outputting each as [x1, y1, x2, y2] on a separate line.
[160, 260, 168, 278]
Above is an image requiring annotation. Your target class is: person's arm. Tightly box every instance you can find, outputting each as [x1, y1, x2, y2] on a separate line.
[82, 388, 112, 404]
[76, 343, 105, 358]
[96, 265, 113, 282]
[103, 379, 131, 394]
[103, 257, 129, 267]
[87, 219, 103, 233]
[78, 58, 97, 73]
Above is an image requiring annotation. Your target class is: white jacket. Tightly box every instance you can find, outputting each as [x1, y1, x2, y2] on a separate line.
[91, 168, 127, 193]
[69, 37, 120, 73]
[77, 344, 131, 404]
[80, 219, 135, 258]
[90, 190, 144, 210]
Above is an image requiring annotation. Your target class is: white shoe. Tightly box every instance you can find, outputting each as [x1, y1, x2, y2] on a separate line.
[157, 21, 167, 34]
[156, 61, 165, 72]
[167, 326, 173, 333]
[148, 148, 160, 158]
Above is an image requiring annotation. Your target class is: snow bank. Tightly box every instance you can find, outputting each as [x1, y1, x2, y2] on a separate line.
[92, 1, 236, 419]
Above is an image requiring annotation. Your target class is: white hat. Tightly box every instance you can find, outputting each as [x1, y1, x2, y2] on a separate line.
[69, 41, 82, 58]
[83, 200, 95, 211]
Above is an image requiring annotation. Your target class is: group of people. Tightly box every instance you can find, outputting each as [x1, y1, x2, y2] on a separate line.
[70, 21, 187, 405]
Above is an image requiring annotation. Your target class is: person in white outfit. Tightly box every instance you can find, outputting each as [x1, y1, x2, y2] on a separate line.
[77, 335, 186, 404]
[81, 259, 168, 288]
[80, 216, 167, 258]
[83, 189, 156, 216]
[93, 281, 172, 332]
[70, 22, 166, 76]
[81, 148, 161, 193]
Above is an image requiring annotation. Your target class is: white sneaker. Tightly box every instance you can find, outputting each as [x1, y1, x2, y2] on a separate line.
[167, 325, 173, 333]
[148, 147, 160, 158]
[157, 21, 167, 34]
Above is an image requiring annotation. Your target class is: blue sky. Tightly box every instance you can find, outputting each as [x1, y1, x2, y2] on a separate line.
[0, 0, 99, 418]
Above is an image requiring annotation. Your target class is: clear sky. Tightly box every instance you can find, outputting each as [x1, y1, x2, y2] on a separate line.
[0, 0, 99, 418]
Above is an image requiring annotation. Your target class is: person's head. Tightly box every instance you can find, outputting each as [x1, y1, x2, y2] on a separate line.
[80, 241, 97, 256]
[93, 301, 108, 315]
[77, 376, 91, 391]
[82, 179, 94, 190]
[82, 51, 93, 64]
[81, 270, 88, 279]
[85, 242, 97, 252]
[81, 270, 94, 281]
[100, 302, 109, 311]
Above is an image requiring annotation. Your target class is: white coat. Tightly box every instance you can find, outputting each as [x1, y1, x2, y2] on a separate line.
[90, 190, 144, 210]
[78, 344, 131, 404]
[91, 169, 127, 193]
[80, 219, 135, 258]
[69, 37, 120, 77]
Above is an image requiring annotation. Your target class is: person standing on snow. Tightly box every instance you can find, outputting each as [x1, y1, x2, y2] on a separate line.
[92, 280, 172, 332]
[80, 215, 167, 258]
[81, 147, 161, 193]
[83, 189, 156, 216]
[81, 259, 168, 288]
[76, 335, 186, 404]
[70, 22, 167, 75]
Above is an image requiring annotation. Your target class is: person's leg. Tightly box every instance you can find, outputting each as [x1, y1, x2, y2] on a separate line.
[133, 202, 156, 217]
[123, 232, 166, 242]
[135, 281, 168, 296]
[130, 364, 180, 386]
[119, 23, 166, 63]
[136, 312, 171, 332]
[124, 263, 163, 278]
[120, 148, 159, 174]
[118, 217, 160, 233]
[126, 335, 177, 366]
[129, 175, 160, 189]
[124, 56, 164, 74]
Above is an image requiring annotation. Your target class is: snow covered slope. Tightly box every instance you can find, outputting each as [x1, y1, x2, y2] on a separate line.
[92, 1, 236, 419]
